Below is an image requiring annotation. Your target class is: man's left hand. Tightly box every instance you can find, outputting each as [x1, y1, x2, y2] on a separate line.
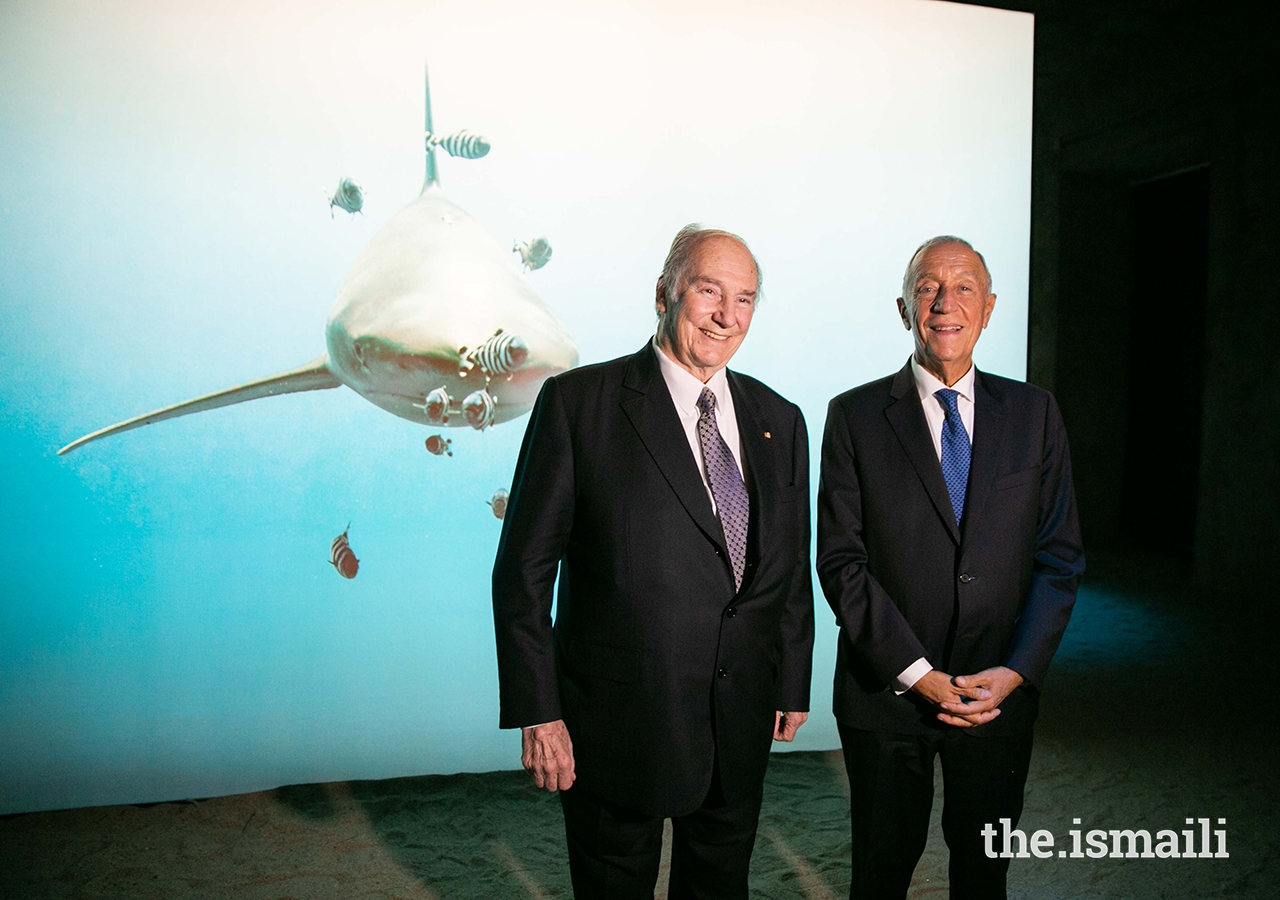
[774, 710, 808, 742]
[937, 667, 1023, 726]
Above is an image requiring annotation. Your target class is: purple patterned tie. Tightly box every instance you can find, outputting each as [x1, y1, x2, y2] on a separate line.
[697, 387, 749, 590]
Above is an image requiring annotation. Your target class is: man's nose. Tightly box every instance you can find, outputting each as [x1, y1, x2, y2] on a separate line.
[711, 299, 735, 324]
[931, 287, 956, 312]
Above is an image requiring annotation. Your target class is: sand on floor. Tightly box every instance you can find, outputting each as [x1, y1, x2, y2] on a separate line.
[3, 553, 1276, 899]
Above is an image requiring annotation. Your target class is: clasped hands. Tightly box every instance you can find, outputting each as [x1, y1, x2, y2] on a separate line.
[522, 711, 808, 793]
[910, 666, 1023, 727]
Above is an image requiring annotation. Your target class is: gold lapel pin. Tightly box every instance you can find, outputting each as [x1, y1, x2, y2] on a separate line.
[763, 431, 771, 439]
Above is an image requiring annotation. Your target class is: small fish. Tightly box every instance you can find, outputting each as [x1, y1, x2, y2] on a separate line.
[329, 178, 364, 217]
[415, 386, 451, 425]
[425, 434, 453, 457]
[462, 388, 497, 431]
[487, 488, 509, 519]
[459, 328, 528, 380]
[425, 129, 491, 159]
[514, 237, 552, 271]
[330, 524, 359, 579]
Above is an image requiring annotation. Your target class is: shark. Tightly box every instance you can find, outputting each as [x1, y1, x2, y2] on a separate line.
[58, 69, 578, 456]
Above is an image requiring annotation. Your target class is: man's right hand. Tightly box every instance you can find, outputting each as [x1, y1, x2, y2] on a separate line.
[521, 719, 576, 792]
[909, 669, 999, 728]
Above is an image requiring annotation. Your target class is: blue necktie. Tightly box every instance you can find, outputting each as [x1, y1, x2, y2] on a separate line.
[935, 388, 971, 526]
[697, 387, 749, 590]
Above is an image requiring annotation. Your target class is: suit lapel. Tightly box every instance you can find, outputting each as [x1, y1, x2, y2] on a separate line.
[619, 344, 729, 556]
[884, 360, 961, 545]
[961, 369, 1008, 546]
[727, 369, 775, 551]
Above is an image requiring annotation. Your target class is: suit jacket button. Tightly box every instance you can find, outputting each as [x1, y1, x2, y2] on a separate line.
[726, 606, 738, 618]
[717, 667, 728, 679]
[959, 573, 973, 584]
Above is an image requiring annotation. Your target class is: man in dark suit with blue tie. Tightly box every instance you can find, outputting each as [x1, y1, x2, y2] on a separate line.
[817, 236, 1084, 900]
[493, 225, 815, 899]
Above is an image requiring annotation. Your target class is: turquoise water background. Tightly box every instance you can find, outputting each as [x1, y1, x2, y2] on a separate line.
[0, 0, 1032, 813]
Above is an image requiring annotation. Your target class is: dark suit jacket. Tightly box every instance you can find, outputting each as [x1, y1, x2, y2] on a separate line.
[493, 343, 814, 817]
[816, 360, 1084, 736]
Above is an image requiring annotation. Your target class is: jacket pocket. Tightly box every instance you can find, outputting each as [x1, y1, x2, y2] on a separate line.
[994, 467, 1038, 491]
[777, 484, 804, 503]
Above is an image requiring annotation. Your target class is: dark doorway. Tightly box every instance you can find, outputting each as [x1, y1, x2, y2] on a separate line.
[1119, 167, 1210, 558]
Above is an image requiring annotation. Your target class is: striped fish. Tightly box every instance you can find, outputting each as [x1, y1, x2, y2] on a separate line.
[487, 488, 509, 520]
[514, 237, 552, 271]
[462, 388, 496, 431]
[330, 525, 359, 579]
[424, 434, 452, 457]
[415, 386, 451, 424]
[425, 129, 491, 159]
[464, 329, 529, 380]
[329, 178, 363, 217]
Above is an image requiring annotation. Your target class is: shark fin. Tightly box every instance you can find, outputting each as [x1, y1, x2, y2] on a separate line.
[58, 355, 341, 456]
[422, 65, 439, 193]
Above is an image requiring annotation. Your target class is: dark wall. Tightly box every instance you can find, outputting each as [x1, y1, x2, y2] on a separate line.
[1054, 172, 1132, 548]
[1121, 168, 1209, 559]
[957, 0, 1277, 592]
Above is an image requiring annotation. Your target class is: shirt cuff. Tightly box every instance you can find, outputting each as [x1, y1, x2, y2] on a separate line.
[893, 658, 932, 695]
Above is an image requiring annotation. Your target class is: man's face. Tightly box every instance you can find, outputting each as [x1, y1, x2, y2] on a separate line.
[896, 241, 996, 383]
[658, 235, 758, 381]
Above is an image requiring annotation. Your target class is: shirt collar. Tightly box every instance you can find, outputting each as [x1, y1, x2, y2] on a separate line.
[910, 355, 976, 405]
[653, 337, 730, 414]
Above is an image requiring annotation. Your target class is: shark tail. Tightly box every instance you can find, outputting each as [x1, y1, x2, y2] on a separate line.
[57, 355, 341, 456]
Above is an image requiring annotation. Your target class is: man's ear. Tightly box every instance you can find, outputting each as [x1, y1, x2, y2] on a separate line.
[655, 280, 667, 315]
[896, 297, 911, 330]
[982, 293, 997, 328]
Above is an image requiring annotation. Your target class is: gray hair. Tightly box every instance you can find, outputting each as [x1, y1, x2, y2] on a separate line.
[901, 235, 993, 300]
[655, 224, 762, 344]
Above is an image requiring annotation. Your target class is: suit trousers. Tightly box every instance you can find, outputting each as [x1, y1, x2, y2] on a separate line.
[558, 765, 764, 900]
[838, 722, 1033, 900]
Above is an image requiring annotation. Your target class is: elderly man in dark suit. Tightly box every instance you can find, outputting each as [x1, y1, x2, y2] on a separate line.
[817, 236, 1084, 900]
[493, 224, 815, 900]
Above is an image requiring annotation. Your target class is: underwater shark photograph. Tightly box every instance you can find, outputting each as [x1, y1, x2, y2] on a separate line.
[0, 0, 1033, 814]
[59, 69, 579, 456]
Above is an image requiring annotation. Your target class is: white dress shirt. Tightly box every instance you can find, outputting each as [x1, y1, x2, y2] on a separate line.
[911, 356, 976, 462]
[893, 358, 977, 693]
[654, 339, 744, 515]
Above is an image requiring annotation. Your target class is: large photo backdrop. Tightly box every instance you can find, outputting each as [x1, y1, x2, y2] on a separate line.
[0, 0, 1033, 814]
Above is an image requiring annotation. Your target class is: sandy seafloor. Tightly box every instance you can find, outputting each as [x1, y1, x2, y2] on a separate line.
[3, 553, 1277, 899]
